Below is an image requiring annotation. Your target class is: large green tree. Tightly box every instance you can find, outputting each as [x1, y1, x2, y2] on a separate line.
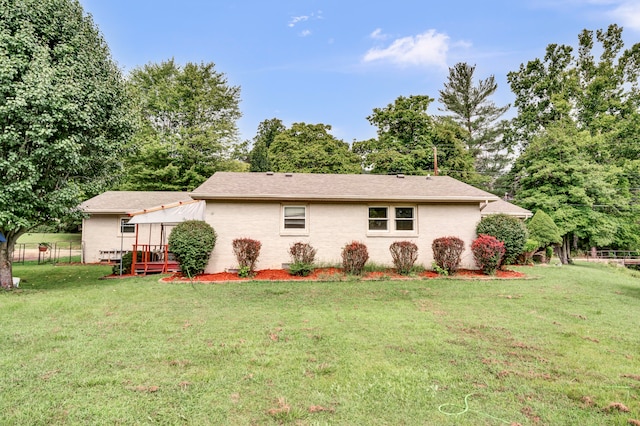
[353, 95, 478, 182]
[513, 121, 634, 263]
[268, 123, 362, 173]
[248, 118, 285, 172]
[505, 25, 640, 258]
[0, 0, 133, 289]
[438, 62, 511, 189]
[121, 59, 243, 191]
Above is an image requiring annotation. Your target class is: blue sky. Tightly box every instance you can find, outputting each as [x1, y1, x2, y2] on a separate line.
[79, 0, 640, 144]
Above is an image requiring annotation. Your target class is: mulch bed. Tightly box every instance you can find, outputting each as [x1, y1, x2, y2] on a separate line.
[159, 267, 525, 283]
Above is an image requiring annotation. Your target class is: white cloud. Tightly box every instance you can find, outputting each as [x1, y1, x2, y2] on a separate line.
[300, 30, 312, 37]
[607, 1, 640, 31]
[369, 28, 387, 40]
[363, 29, 451, 68]
[288, 15, 309, 27]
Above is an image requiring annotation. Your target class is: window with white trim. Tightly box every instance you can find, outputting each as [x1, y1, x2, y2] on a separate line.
[120, 217, 135, 234]
[282, 205, 307, 232]
[368, 206, 415, 232]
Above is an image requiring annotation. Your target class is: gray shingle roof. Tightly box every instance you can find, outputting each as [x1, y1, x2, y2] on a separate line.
[190, 172, 500, 203]
[481, 199, 533, 218]
[80, 191, 193, 214]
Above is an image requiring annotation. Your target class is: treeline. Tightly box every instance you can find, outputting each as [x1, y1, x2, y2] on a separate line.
[116, 25, 640, 258]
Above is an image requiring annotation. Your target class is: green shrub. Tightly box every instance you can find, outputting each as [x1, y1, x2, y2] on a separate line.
[476, 214, 528, 265]
[288, 242, 316, 276]
[112, 251, 142, 275]
[520, 238, 540, 264]
[527, 210, 562, 248]
[342, 241, 369, 275]
[232, 238, 262, 275]
[389, 241, 418, 275]
[431, 236, 464, 274]
[471, 234, 505, 275]
[168, 220, 217, 277]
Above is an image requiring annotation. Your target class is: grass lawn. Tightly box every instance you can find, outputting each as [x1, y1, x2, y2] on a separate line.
[2, 262, 639, 425]
[17, 233, 81, 244]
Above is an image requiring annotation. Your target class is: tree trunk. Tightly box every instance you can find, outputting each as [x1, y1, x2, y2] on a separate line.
[556, 234, 573, 265]
[0, 232, 18, 290]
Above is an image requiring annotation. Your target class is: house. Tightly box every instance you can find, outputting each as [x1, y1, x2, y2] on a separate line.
[189, 172, 502, 272]
[480, 199, 533, 220]
[79, 191, 193, 263]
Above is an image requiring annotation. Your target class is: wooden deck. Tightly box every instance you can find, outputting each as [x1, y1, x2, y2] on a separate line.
[131, 244, 181, 275]
[593, 250, 640, 266]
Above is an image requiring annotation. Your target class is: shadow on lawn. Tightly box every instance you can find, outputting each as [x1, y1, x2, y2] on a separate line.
[10, 263, 119, 291]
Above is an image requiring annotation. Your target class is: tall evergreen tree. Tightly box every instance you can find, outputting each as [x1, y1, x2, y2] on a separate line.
[438, 63, 511, 188]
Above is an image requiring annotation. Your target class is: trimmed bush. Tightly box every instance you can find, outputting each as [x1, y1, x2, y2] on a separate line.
[471, 234, 505, 275]
[527, 210, 562, 248]
[389, 241, 418, 275]
[232, 238, 262, 275]
[476, 213, 528, 265]
[288, 242, 317, 276]
[342, 241, 369, 275]
[168, 220, 217, 277]
[432, 236, 465, 275]
[520, 238, 540, 264]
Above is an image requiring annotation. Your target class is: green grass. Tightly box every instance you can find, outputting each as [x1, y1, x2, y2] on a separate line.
[2, 262, 639, 425]
[17, 232, 81, 244]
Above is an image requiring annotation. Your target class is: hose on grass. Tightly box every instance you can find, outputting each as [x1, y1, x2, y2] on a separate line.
[438, 393, 512, 424]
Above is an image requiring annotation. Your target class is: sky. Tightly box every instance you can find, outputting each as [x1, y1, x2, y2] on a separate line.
[78, 0, 640, 144]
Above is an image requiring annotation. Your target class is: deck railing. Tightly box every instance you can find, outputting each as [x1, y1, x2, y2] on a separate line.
[131, 244, 180, 274]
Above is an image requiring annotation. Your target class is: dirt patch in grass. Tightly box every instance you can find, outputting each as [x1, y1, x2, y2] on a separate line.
[160, 267, 525, 283]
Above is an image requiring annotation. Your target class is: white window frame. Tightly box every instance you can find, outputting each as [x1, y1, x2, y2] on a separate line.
[119, 217, 135, 235]
[367, 205, 417, 236]
[281, 205, 309, 235]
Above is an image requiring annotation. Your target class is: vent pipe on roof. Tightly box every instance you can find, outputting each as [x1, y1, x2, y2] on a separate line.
[266, 171, 274, 176]
[285, 173, 293, 177]
[396, 174, 405, 178]
[426, 174, 431, 180]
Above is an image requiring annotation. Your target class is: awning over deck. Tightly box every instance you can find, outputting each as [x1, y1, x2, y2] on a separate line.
[127, 200, 206, 224]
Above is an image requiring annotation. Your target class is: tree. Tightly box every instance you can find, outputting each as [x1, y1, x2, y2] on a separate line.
[513, 122, 629, 263]
[353, 95, 479, 182]
[121, 59, 243, 191]
[526, 210, 562, 250]
[438, 62, 511, 188]
[249, 118, 285, 172]
[268, 123, 362, 173]
[505, 25, 640, 257]
[0, 0, 133, 289]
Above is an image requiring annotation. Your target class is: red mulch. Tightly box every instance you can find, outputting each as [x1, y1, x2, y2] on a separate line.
[160, 267, 525, 283]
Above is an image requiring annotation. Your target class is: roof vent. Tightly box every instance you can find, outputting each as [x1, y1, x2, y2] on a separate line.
[266, 171, 274, 176]
[426, 174, 431, 180]
[285, 173, 293, 177]
[396, 174, 405, 179]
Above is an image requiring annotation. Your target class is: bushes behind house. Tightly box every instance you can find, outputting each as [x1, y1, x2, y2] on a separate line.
[389, 241, 418, 275]
[168, 220, 217, 277]
[432, 236, 464, 275]
[476, 214, 528, 265]
[472, 234, 505, 275]
[342, 241, 369, 275]
[233, 238, 262, 276]
[288, 242, 317, 276]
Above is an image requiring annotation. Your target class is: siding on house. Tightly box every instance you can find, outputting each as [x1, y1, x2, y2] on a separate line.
[80, 191, 192, 263]
[191, 172, 500, 272]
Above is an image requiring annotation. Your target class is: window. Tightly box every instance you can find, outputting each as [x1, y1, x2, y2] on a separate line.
[283, 206, 306, 230]
[368, 207, 389, 231]
[368, 206, 415, 233]
[120, 218, 135, 234]
[395, 207, 414, 231]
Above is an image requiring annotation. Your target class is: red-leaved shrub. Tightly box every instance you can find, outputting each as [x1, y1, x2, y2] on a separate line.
[389, 241, 418, 275]
[342, 241, 369, 275]
[232, 238, 262, 274]
[431, 236, 464, 275]
[471, 234, 505, 275]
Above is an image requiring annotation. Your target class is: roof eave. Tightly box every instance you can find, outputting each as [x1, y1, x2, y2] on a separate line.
[189, 194, 500, 203]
